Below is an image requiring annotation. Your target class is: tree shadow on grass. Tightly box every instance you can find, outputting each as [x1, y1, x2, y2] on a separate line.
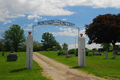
[10, 68, 26, 73]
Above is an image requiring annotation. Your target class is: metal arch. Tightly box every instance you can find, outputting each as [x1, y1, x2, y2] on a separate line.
[32, 19, 80, 38]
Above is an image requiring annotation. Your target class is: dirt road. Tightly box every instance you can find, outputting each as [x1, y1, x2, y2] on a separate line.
[33, 52, 105, 80]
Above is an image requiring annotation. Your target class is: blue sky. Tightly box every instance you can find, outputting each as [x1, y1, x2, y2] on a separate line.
[0, 0, 120, 49]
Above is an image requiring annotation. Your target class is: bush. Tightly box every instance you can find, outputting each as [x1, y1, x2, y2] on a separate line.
[48, 48, 53, 51]
[68, 49, 76, 54]
[47, 48, 52, 51]
[47, 49, 49, 52]
[57, 51, 65, 55]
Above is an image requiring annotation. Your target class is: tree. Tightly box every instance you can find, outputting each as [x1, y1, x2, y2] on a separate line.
[54, 41, 62, 50]
[0, 39, 4, 51]
[101, 43, 112, 51]
[3, 24, 26, 52]
[85, 14, 120, 46]
[41, 32, 56, 50]
[33, 41, 42, 51]
[62, 43, 68, 50]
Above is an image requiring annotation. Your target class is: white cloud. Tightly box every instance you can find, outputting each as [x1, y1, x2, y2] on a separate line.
[62, 18, 67, 21]
[68, 44, 78, 50]
[34, 18, 38, 22]
[24, 28, 33, 31]
[1, 0, 120, 24]
[28, 23, 33, 27]
[55, 26, 58, 28]
[44, 18, 48, 20]
[68, 43, 101, 50]
[86, 43, 102, 50]
[52, 27, 87, 37]
[27, 14, 42, 19]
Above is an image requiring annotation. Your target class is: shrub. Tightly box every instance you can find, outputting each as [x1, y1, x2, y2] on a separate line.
[48, 48, 52, 51]
[68, 49, 76, 54]
[47, 48, 52, 51]
[47, 49, 49, 52]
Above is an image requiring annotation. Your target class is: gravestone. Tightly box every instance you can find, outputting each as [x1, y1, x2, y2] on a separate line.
[76, 48, 78, 56]
[10, 47, 14, 53]
[53, 46, 58, 51]
[105, 51, 108, 59]
[93, 51, 100, 55]
[2, 52, 4, 56]
[7, 54, 18, 61]
[65, 50, 68, 54]
[66, 54, 71, 58]
[112, 51, 116, 59]
[86, 52, 88, 56]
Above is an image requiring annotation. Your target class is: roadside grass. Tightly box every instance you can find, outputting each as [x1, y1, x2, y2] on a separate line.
[0, 52, 51, 80]
[38, 51, 120, 79]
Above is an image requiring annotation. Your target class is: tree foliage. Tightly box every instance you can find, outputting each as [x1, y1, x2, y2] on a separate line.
[62, 43, 68, 50]
[3, 24, 26, 52]
[85, 14, 120, 45]
[41, 32, 61, 50]
[33, 41, 42, 51]
[101, 43, 112, 51]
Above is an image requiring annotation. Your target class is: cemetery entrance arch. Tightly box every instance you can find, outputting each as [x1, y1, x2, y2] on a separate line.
[32, 19, 80, 38]
[32, 19, 85, 67]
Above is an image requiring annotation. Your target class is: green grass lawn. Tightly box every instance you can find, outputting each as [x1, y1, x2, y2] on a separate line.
[0, 52, 51, 80]
[38, 51, 120, 79]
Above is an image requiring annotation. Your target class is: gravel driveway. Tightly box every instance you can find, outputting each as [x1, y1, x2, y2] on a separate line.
[33, 52, 105, 80]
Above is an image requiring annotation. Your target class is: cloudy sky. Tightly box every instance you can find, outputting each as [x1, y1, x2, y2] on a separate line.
[0, 0, 120, 49]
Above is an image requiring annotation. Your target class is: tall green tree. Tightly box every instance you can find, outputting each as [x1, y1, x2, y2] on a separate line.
[55, 41, 62, 50]
[3, 24, 26, 52]
[33, 40, 42, 51]
[101, 43, 112, 51]
[62, 43, 68, 50]
[0, 39, 4, 51]
[41, 32, 56, 50]
[85, 13, 120, 46]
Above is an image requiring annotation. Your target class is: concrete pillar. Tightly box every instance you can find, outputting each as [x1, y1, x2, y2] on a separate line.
[78, 33, 85, 67]
[26, 31, 33, 69]
[105, 51, 108, 59]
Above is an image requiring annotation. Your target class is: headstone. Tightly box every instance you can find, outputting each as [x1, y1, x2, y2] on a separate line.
[53, 46, 58, 51]
[2, 52, 4, 56]
[26, 31, 33, 69]
[78, 34, 85, 67]
[65, 50, 68, 54]
[112, 51, 116, 59]
[76, 48, 78, 56]
[7, 54, 18, 61]
[66, 54, 71, 58]
[105, 51, 108, 59]
[10, 47, 14, 53]
[86, 52, 88, 56]
[93, 51, 100, 55]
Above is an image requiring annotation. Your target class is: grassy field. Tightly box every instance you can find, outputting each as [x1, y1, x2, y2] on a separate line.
[0, 52, 51, 80]
[38, 51, 120, 80]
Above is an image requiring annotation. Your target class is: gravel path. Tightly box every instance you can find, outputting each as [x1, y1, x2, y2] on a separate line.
[33, 52, 105, 80]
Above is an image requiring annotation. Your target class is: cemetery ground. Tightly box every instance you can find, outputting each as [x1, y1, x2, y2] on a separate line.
[0, 52, 52, 80]
[37, 51, 120, 80]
